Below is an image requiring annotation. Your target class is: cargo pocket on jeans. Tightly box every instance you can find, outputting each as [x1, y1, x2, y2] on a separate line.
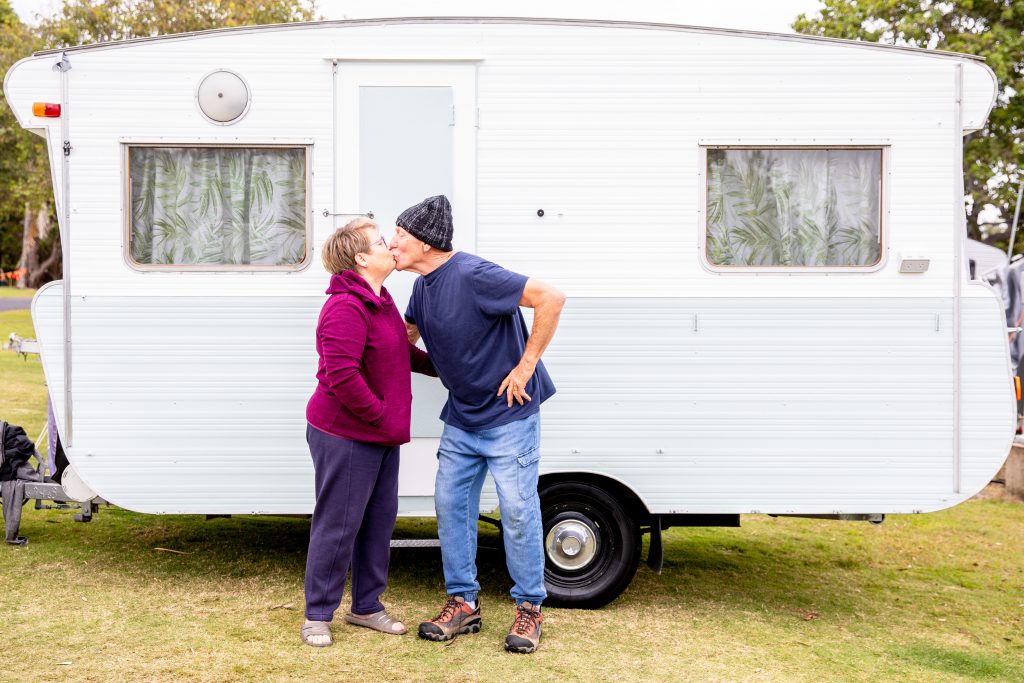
[515, 448, 541, 501]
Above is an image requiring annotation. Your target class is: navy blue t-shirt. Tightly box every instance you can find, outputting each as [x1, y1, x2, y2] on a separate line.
[405, 252, 556, 431]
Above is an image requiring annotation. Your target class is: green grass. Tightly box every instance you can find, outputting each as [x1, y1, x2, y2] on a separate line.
[0, 309, 48, 445]
[2, 502, 1022, 682]
[0, 286, 36, 298]
[1, 309, 1023, 682]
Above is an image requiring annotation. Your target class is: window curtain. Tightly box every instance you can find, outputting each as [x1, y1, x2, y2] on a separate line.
[707, 149, 881, 267]
[129, 147, 307, 266]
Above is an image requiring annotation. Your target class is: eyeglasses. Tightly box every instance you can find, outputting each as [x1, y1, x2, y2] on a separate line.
[368, 233, 387, 249]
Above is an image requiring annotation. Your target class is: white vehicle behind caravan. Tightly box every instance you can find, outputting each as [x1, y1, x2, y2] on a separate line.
[3, 17, 1013, 606]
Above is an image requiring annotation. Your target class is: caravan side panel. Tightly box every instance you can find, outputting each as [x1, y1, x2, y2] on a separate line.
[10, 20, 1011, 514]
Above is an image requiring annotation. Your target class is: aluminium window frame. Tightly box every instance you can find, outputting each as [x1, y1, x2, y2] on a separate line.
[121, 140, 314, 272]
[698, 142, 890, 275]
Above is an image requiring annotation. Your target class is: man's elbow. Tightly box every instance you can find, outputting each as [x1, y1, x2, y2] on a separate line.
[546, 286, 567, 312]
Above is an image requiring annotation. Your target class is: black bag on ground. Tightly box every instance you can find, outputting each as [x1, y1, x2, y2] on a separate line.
[1, 420, 39, 482]
[0, 420, 43, 545]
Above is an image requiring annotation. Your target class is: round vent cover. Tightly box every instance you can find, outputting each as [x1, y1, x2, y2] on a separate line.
[196, 70, 250, 124]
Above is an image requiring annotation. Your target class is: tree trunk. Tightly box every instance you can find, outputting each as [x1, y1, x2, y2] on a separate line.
[17, 202, 59, 289]
[16, 202, 37, 289]
[29, 230, 61, 289]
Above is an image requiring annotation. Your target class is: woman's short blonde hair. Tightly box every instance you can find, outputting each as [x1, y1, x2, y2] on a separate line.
[321, 217, 377, 274]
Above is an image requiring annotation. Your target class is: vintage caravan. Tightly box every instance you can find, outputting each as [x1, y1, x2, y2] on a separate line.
[3, 17, 1012, 606]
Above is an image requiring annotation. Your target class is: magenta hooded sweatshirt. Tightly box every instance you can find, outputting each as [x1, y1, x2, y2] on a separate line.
[306, 270, 436, 446]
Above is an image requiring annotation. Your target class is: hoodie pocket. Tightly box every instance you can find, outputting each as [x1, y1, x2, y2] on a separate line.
[369, 396, 387, 426]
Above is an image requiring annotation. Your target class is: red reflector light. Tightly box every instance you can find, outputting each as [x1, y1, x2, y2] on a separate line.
[32, 102, 61, 117]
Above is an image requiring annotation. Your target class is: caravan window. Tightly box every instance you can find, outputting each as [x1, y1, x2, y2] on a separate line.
[126, 145, 310, 269]
[705, 148, 883, 268]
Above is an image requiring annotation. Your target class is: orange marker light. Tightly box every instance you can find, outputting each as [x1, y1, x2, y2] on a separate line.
[1015, 376, 1021, 401]
[32, 102, 61, 117]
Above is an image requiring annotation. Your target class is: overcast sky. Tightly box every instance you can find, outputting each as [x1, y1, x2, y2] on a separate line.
[12, 0, 826, 34]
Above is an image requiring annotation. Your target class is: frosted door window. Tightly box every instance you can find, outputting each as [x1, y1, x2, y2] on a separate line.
[706, 149, 882, 267]
[358, 85, 454, 439]
[128, 146, 308, 267]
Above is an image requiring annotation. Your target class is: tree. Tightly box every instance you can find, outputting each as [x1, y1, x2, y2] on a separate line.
[35, 0, 316, 46]
[794, 1, 1024, 251]
[0, 0, 317, 287]
[0, 1, 54, 288]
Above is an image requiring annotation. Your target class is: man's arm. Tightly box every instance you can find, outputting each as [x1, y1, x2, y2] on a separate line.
[409, 343, 437, 377]
[497, 278, 566, 407]
[406, 322, 421, 345]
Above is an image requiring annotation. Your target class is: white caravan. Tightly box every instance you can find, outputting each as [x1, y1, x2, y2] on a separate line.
[4, 17, 1013, 606]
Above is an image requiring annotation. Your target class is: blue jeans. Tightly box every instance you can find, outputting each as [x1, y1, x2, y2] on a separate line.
[435, 413, 546, 607]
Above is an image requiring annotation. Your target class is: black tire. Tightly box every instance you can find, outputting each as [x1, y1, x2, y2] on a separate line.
[539, 481, 641, 608]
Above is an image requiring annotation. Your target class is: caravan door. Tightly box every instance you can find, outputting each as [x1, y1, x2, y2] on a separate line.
[334, 62, 478, 514]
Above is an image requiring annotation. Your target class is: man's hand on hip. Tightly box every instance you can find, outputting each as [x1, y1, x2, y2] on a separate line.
[498, 359, 536, 407]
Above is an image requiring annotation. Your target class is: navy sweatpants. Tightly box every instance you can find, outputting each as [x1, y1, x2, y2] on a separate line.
[304, 424, 400, 621]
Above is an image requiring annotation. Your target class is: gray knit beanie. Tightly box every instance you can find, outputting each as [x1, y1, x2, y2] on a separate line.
[396, 195, 453, 252]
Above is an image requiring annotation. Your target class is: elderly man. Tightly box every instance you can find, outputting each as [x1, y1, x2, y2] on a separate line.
[389, 195, 565, 654]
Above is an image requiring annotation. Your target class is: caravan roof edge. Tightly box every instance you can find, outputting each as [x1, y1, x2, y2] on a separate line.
[30, 16, 987, 63]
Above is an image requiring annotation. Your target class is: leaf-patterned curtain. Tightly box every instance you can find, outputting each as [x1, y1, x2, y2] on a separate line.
[129, 147, 307, 266]
[707, 149, 881, 267]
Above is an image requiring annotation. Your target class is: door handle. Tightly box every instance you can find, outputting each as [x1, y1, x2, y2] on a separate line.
[322, 209, 374, 219]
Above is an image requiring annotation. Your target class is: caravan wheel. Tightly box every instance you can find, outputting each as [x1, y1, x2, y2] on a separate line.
[539, 481, 641, 608]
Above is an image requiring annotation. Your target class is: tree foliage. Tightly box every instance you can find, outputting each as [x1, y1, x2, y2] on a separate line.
[35, 0, 316, 46]
[0, 0, 49, 275]
[0, 0, 316, 282]
[794, 1, 1024, 250]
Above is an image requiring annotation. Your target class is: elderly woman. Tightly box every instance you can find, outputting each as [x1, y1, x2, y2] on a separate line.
[302, 218, 436, 647]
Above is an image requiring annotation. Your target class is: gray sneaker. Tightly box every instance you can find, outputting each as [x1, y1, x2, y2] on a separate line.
[418, 596, 482, 642]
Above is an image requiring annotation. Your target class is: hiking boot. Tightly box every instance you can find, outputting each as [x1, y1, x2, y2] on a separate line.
[504, 601, 543, 654]
[418, 596, 482, 642]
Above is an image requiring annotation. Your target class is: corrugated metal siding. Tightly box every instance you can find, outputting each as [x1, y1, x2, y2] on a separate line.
[11, 22, 1011, 514]
[33, 288, 1012, 514]
[537, 294, 1012, 513]
[959, 284, 1016, 497]
[3, 23, 991, 298]
[473, 29, 957, 293]
[33, 287, 503, 514]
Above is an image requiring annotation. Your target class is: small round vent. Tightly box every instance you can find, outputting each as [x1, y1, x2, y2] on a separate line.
[196, 70, 250, 124]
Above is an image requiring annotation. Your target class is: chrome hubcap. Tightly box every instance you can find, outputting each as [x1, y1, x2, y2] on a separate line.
[545, 519, 599, 571]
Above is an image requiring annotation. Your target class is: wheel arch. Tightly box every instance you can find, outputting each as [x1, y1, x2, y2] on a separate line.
[538, 470, 651, 524]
